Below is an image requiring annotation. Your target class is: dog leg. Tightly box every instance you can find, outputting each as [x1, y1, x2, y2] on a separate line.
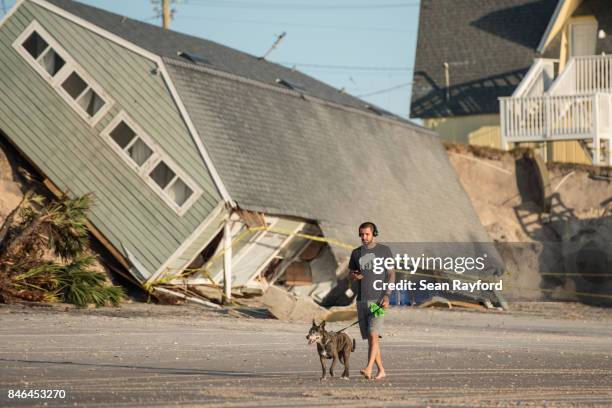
[341, 349, 350, 379]
[330, 353, 338, 378]
[319, 355, 328, 380]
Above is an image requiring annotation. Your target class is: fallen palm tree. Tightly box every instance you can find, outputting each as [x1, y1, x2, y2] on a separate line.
[0, 193, 124, 306]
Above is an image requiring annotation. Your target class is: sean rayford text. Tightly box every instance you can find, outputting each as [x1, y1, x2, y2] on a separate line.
[374, 279, 503, 292]
[372, 254, 488, 275]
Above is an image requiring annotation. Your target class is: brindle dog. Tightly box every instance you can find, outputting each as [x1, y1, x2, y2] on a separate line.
[306, 319, 356, 380]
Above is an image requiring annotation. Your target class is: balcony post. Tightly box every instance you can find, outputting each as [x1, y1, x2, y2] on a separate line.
[545, 96, 551, 139]
[593, 94, 600, 165]
[499, 99, 509, 150]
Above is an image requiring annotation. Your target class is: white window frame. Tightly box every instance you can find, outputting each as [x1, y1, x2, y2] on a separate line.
[12, 20, 113, 127]
[101, 112, 202, 216]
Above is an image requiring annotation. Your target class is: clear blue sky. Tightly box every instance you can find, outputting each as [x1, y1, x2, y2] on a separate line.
[2, 0, 421, 118]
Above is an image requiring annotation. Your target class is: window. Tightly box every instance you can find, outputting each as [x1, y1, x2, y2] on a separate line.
[61, 71, 87, 98]
[149, 161, 194, 207]
[150, 161, 175, 188]
[59, 71, 106, 117]
[109, 121, 153, 168]
[21, 30, 65, 77]
[13, 21, 112, 126]
[102, 113, 200, 215]
[168, 178, 193, 207]
[41, 48, 65, 76]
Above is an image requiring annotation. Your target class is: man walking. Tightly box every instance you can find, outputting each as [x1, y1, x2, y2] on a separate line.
[349, 221, 395, 380]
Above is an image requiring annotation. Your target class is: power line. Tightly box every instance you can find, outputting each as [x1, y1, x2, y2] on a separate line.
[275, 62, 412, 72]
[356, 82, 412, 98]
[175, 15, 416, 33]
[182, 1, 419, 10]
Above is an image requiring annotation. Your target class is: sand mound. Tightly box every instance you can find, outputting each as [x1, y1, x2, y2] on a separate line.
[446, 143, 612, 304]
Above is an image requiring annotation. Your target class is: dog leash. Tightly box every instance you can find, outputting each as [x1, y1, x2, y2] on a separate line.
[336, 302, 385, 333]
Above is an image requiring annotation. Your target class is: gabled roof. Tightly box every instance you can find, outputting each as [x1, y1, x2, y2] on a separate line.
[44, 0, 398, 119]
[410, 0, 559, 119]
[165, 58, 499, 265]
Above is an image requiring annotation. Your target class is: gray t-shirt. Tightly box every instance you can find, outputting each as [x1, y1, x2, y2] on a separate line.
[349, 244, 394, 302]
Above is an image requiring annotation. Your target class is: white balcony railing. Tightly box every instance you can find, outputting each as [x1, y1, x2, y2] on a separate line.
[500, 93, 612, 142]
[549, 55, 612, 95]
[500, 55, 612, 164]
[512, 58, 557, 98]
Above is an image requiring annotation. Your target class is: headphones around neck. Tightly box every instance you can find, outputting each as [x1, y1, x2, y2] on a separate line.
[358, 221, 379, 237]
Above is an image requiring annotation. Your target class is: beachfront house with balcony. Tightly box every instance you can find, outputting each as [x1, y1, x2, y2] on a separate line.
[501, 0, 612, 165]
[412, 0, 612, 165]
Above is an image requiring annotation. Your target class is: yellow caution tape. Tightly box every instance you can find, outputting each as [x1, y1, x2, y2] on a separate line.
[143, 224, 612, 302]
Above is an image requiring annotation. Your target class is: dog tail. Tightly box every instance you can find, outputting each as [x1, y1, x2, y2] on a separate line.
[352, 338, 356, 352]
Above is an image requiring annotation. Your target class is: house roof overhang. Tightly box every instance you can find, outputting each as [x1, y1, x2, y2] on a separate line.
[537, 0, 584, 53]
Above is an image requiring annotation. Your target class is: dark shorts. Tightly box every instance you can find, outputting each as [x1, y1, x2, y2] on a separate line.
[357, 301, 384, 340]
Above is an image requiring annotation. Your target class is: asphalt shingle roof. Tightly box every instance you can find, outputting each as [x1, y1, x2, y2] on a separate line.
[165, 58, 499, 266]
[410, 0, 558, 119]
[46, 0, 398, 118]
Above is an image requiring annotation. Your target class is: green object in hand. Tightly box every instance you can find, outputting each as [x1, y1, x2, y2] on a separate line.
[369, 302, 385, 317]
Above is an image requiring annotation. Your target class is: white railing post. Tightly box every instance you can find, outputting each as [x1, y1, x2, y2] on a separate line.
[545, 96, 551, 139]
[500, 99, 509, 150]
[607, 94, 612, 166]
[593, 93, 600, 165]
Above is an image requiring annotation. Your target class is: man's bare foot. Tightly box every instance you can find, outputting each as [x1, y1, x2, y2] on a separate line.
[374, 370, 386, 380]
[360, 368, 372, 379]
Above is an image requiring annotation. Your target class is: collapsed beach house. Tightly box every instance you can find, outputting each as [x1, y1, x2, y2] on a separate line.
[0, 0, 504, 306]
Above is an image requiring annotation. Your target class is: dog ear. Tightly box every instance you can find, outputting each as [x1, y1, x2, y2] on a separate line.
[312, 318, 317, 326]
[321, 320, 326, 328]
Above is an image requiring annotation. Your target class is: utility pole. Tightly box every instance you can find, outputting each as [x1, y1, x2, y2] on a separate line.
[162, 0, 170, 30]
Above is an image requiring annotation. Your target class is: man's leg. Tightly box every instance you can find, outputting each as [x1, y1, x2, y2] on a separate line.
[370, 315, 386, 379]
[358, 303, 372, 379]
[374, 339, 385, 379]
[363, 332, 379, 376]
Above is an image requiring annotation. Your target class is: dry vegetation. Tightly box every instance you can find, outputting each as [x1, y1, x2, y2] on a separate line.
[0, 192, 124, 306]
